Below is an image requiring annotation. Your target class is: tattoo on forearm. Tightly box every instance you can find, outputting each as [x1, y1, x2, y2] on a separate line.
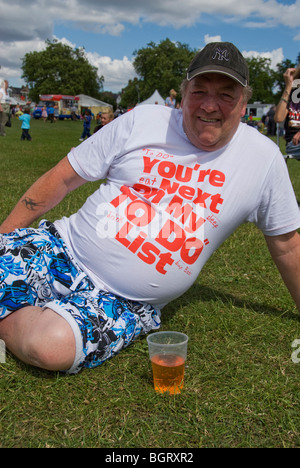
[22, 197, 45, 212]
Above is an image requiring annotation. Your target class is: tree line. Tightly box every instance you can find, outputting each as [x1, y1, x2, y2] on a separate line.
[21, 38, 300, 109]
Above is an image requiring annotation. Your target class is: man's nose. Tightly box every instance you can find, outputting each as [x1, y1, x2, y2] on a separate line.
[200, 95, 219, 113]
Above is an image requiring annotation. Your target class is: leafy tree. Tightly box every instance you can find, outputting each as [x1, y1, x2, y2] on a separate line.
[21, 39, 104, 102]
[120, 78, 142, 109]
[99, 91, 118, 110]
[120, 39, 196, 108]
[246, 56, 275, 103]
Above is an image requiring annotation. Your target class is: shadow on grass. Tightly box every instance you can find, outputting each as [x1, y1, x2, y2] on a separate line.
[162, 282, 300, 322]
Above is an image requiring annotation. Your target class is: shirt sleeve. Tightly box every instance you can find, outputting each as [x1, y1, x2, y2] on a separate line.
[247, 151, 300, 236]
[67, 110, 135, 182]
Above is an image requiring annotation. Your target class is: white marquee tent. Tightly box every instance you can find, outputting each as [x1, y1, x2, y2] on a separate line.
[138, 90, 165, 106]
[78, 94, 113, 117]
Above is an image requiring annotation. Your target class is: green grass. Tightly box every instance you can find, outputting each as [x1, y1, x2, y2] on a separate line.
[0, 119, 300, 448]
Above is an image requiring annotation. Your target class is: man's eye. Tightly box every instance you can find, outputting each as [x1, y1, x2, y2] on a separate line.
[221, 93, 234, 101]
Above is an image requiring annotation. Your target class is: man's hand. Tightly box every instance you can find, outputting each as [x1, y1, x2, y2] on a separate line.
[283, 68, 297, 88]
[292, 131, 300, 146]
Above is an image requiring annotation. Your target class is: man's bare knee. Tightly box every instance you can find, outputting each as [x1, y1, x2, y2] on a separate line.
[1, 307, 76, 371]
[24, 308, 76, 371]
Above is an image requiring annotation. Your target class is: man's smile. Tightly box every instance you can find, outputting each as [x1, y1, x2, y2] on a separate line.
[198, 116, 221, 124]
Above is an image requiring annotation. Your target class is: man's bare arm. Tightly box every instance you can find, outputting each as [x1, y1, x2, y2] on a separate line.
[0, 156, 87, 233]
[265, 231, 300, 312]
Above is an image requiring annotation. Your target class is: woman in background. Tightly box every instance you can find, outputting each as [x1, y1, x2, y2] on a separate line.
[275, 65, 300, 157]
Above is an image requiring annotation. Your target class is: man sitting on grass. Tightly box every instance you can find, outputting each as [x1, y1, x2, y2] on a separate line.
[1, 42, 300, 374]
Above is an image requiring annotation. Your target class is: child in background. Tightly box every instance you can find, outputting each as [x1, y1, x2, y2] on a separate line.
[42, 106, 48, 123]
[79, 109, 92, 141]
[19, 108, 32, 141]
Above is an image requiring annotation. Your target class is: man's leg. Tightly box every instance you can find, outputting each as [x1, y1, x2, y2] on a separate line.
[0, 111, 8, 136]
[0, 307, 76, 371]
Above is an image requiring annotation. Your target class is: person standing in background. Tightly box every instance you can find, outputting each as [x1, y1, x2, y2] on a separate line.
[48, 105, 55, 123]
[42, 106, 48, 123]
[266, 105, 276, 136]
[165, 89, 177, 108]
[275, 65, 300, 157]
[0, 79, 11, 136]
[79, 109, 92, 141]
[19, 108, 32, 141]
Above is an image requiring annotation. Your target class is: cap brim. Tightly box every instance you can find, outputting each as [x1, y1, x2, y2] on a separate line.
[187, 65, 248, 87]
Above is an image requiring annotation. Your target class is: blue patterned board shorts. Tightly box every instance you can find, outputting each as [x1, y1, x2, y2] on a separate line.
[0, 221, 161, 374]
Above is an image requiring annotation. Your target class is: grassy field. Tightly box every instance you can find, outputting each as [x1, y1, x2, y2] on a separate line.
[0, 118, 300, 448]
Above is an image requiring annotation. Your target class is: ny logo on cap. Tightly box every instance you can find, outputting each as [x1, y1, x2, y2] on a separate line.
[212, 48, 229, 62]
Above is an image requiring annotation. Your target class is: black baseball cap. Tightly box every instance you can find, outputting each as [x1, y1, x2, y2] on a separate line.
[187, 42, 249, 87]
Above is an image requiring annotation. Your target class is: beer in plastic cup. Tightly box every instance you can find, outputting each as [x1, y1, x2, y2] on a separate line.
[147, 331, 188, 394]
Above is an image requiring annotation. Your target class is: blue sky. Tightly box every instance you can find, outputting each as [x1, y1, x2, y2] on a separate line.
[0, 0, 299, 94]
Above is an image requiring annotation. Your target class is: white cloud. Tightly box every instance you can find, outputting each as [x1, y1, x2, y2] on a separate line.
[0, 39, 46, 86]
[53, 36, 76, 50]
[204, 34, 222, 44]
[1, 0, 299, 40]
[85, 52, 137, 92]
[242, 48, 284, 70]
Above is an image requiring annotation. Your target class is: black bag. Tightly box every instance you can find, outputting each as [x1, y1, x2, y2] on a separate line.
[5, 115, 11, 127]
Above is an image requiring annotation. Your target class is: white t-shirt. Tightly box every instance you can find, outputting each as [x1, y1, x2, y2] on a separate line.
[55, 105, 300, 308]
[0, 86, 10, 104]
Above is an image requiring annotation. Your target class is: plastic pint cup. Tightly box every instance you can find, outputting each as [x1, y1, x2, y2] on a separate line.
[147, 331, 188, 394]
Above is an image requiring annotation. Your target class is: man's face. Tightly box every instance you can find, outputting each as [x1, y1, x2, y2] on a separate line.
[181, 74, 247, 152]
